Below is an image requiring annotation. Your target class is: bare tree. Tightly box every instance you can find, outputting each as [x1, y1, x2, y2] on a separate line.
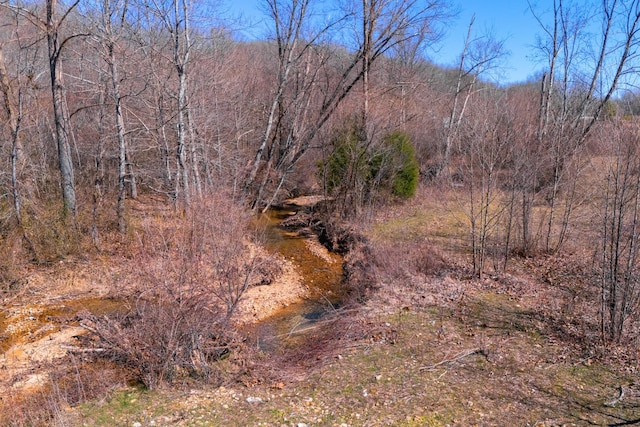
[1, 0, 83, 217]
[46, 0, 81, 217]
[436, 15, 505, 178]
[92, 0, 134, 233]
[131, 0, 203, 208]
[522, 0, 640, 255]
[155, 0, 201, 207]
[0, 44, 24, 224]
[456, 90, 515, 277]
[245, 0, 449, 210]
[244, 0, 311, 201]
[598, 120, 640, 342]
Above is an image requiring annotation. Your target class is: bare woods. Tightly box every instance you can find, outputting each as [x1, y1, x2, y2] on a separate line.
[3, 0, 640, 416]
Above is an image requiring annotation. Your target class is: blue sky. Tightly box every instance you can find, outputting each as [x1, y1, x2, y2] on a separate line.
[440, 0, 543, 84]
[227, 0, 546, 85]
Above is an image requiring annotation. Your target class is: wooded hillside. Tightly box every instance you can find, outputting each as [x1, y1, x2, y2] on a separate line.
[2, 0, 640, 362]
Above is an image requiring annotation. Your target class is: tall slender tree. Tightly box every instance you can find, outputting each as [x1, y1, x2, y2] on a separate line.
[1, 0, 82, 217]
[0, 44, 24, 224]
[47, 0, 80, 217]
[522, 0, 640, 255]
[93, 0, 133, 233]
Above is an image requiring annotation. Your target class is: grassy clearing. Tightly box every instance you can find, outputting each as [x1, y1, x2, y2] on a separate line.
[371, 190, 468, 243]
[73, 295, 640, 426]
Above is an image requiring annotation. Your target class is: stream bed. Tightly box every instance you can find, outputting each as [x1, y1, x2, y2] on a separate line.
[0, 205, 344, 360]
[247, 206, 346, 352]
[0, 297, 128, 355]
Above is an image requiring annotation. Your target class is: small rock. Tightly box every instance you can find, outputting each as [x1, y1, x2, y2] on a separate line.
[132, 423, 142, 427]
[297, 424, 308, 427]
[246, 396, 263, 404]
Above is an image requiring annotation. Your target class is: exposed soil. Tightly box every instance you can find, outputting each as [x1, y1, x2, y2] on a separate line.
[234, 252, 308, 324]
[0, 196, 342, 407]
[0, 236, 312, 398]
[69, 270, 640, 426]
[0, 257, 132, 394]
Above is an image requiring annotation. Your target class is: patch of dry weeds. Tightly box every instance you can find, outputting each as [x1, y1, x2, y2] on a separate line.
[72, 292, 640, 425]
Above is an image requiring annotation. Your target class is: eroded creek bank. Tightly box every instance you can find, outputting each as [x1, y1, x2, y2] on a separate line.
[0, 200, 348, 392]
[0, 296, 129, 391]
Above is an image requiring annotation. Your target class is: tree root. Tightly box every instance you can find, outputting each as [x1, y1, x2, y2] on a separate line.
[604, 386, 626, 407]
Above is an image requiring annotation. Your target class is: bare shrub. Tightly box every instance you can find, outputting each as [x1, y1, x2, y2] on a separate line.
[0, 387, 67, 426]
[22, 201, 81, 263]
[373, 239, 447, 281]
[0, 358, 125, 426]
[0, 228, 24, 290]
[343, 239, 378, 304]
[82, 195, 266, 389]
[597, 121, 640, 342]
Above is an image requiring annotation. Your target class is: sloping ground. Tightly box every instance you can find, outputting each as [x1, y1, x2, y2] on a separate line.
[0, 257, 132, 395]
[0, 249, 308, 398]
[69, 188, 640, 426]
[71, 283, 640, 426]
[0, 197, 312, 421]
[8, 188, 640, 425]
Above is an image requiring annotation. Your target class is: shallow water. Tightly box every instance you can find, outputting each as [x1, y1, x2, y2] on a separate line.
[249, 206, 345, 352]
[0, 297, 128, 355]
[0, 207, 343, 356]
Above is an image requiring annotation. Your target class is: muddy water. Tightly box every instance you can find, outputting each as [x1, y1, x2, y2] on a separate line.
[0, 297, 128, 355]
[0, 207, 343, 356]
[250, 207, 345, 352]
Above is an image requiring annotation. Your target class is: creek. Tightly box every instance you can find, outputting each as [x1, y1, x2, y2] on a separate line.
[247, 205, 346, 352]
[0, 297, 128, 356]
[0, 205, 344, 358]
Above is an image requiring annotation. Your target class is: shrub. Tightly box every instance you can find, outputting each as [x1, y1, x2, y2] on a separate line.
[82, 195, 268, 389]
[321, 124, 369, 195]
[383, 131, 420, 199]
[21, 200, 81, 263]
[319, 125, 419, 213]
[0, 359, 125, 426]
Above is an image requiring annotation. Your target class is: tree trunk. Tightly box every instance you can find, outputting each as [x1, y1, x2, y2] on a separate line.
[101, 0, 130, 233]
[47, 0, 77, 217]
[173, 0, 191, 208]
[0, 46, 23, 224]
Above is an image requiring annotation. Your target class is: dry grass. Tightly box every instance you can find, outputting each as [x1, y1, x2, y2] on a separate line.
[61, 183, 640, 426]
[70, 295, 640, 426]
[0, 193, 281, 422]
[0, 358, 128, 426]
[6, 182, 640, 425]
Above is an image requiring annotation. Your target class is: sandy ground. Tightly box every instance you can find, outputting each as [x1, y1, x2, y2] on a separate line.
[0, 242, 311, 394]
[0, 195, 331, 396]
[235, 254, 308, 324]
